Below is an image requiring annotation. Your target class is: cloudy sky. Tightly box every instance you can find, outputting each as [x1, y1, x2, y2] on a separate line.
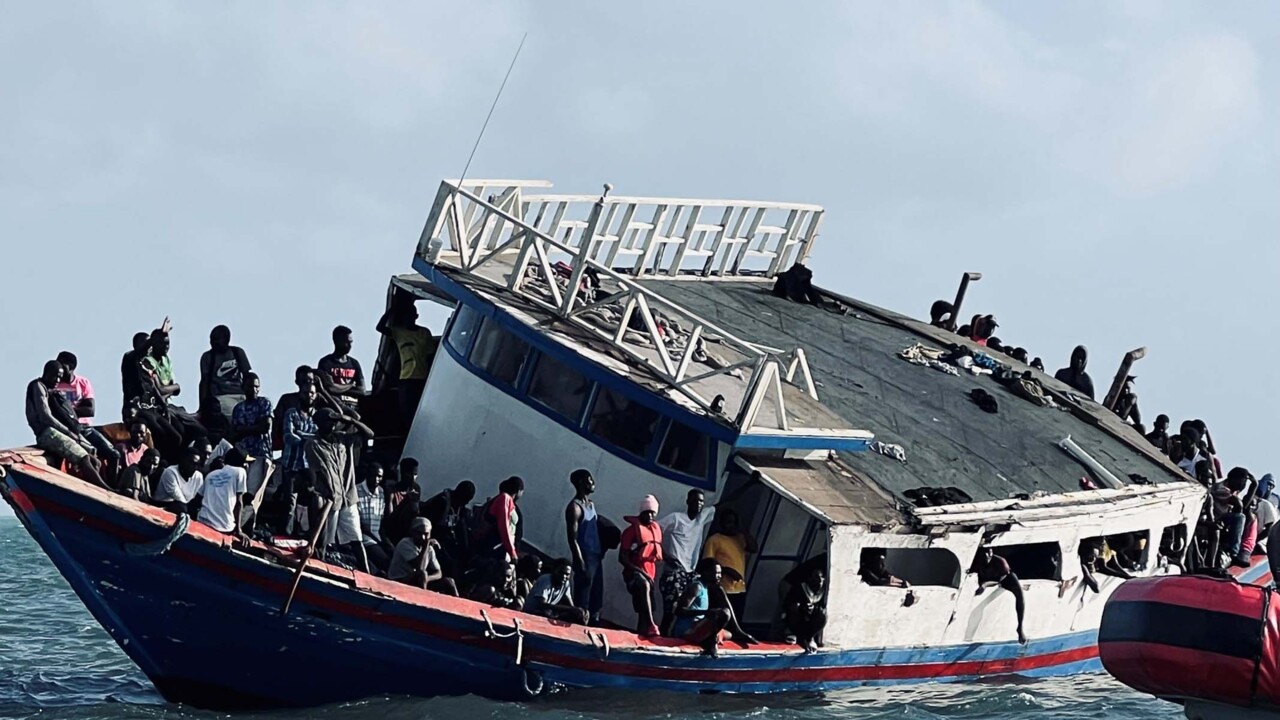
[2, 1, 1276, 515]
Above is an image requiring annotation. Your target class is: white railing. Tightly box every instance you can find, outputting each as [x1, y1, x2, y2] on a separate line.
[417, 180, 823, 430]
[419, 179, 823, 279]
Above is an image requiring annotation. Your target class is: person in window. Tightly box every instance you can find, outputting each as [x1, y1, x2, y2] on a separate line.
[117, 448, 161, 503]
[524, 559, 588, 625]
[564, 469, 604, 625]
[318, 325, 366, 412]
[388, 518, 458, 595]
[26, 360, 108, 489]
[620, 495, 664, 637]
[377, 296, 438, 423]
[1053, 345, 1095, 400]
[972, 546, 1027, 645]
[701, 509, 757, 620]
[198, 325, 251, 434]
[1079, 539, 1132, 593]
[53, 351, 120, 473]
[784, 564, 828, 653]
[858, 549, 909, 588]
[659, 489, 715, 634]
[672, 558, 754, 657]
[154, 448, 205, 515]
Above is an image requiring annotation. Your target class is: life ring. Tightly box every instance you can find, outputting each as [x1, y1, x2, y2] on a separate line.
[520, 667, 545, 698]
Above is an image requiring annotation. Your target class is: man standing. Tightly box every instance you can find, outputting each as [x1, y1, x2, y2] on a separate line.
[27, 360, 108, 489]
[318, 325, 366, 411]
[198, 449, 250, 537]
[619, 495, 664, 637]
[1054, 345, 1096, 400]
[377, 295, 438, 423]
[305, 408, 373, 557]
[54, 351, 120, 472]
[273, 366, 314, 452]
[356, 462, 391, 572]
[199, 325, 252, 432]
[701, 509, 757, 620]
[280, 382, 318, 536]
[564, 469, 604, 625]
[230, 372, 273, 527]
[658, 489, 715, 634]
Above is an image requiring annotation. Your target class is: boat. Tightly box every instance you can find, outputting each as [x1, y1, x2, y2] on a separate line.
[0, 178, 1235, 709]
[1100, 573, 1280, 720]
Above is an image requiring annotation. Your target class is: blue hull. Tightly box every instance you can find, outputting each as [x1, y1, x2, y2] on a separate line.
[0, 455, 1108, 709]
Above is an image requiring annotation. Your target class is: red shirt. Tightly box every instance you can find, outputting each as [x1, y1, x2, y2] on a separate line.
[619, 517, 663, 580]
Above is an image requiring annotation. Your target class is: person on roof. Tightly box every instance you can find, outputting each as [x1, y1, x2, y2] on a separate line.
[1145, 414, 1171, 454]
[1054, 345, 1095, 400]
[658, 488, 716, 634]
[673, 558, 755, 657]
[117, 448, 160, 503]
[377, 293, 438, 423]
[318, 325, 366, 411]
[388, 517, 458, 595]
[620, 495, 664, 637]
[702, 508, 757, 620]
[199, 325, 252, 433]
[524, 558, 588, 625]
[27, 360, 109, 489]
[197, 448, 250, 537]
[929, 300, 955, 330]
[564, 469, 604, 625]
[858, 548, 909, 588]
[1112, 376, 1141, 424]
[784, 563, 828, 653]
[482, 476, 525, 564]
[54, 351, 120, 473]
[973, 546, 1027, 645]
[154, 448, 204, 515]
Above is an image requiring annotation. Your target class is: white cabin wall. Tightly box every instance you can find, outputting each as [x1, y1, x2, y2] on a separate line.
[404, 351, 728, 626]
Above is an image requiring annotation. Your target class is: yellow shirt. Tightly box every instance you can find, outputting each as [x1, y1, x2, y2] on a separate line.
[702, 533, 748, 594]
[390, 327, 438, 381]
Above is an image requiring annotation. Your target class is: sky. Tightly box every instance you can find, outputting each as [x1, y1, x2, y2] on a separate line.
[2, 1, 1277, 516]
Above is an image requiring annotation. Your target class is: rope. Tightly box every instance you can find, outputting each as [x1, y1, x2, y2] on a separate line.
[122, 513, 189, 557]
[586, 629, 611, 659]
[480, 609, 526, 666]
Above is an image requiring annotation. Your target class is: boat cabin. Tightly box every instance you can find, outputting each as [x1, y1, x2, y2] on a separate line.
[378, 178, 1205, 644]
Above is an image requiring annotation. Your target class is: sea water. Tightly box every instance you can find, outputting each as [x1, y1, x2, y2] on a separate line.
[0, 516, 1180, 720]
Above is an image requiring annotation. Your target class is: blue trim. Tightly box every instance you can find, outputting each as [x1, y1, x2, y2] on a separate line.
[735, 433, 872, 452]
[416, 257, 737, 444]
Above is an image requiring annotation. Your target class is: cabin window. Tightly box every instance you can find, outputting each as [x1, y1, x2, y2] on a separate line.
[859, 547, 961, 588]
[527, 353, 592, 423]
[470, 319, 530, 387]
[657, 421, 710, 478]
[588, 387, 660, 456]
[446, 305, 482, 355]
[1082, 531, 1150, 572]
[991, 542, 1061, 581]
[1159, 524, 1188, 563]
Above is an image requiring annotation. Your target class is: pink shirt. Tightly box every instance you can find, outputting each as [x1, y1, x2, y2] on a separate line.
[55, 374, 95, 426]
[119, 442, 149, 468]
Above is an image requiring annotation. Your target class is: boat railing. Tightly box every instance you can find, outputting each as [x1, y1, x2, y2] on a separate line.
[416, 179, 823, 430]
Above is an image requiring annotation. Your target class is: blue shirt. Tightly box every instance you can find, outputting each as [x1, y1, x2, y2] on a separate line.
[231, 396, 273, 457]
[282, 407, 317, 472]
[671, 579, 708, 637]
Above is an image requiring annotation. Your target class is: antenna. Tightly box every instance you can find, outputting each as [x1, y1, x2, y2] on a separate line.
[458, 32, 528, 187]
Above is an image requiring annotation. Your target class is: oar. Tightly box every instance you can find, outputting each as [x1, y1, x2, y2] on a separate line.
[280, 499, 333, 617]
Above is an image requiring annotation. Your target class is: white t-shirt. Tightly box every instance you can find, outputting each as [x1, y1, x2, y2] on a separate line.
[1257, 499, 1279, 529]
[155, 466, 204, 504]
[658, 507, 716, 573]
[198, 466, 247, 533]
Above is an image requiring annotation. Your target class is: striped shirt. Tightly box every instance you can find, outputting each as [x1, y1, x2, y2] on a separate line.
[356, 483, 385, 543]
[282, 407, 317, 472]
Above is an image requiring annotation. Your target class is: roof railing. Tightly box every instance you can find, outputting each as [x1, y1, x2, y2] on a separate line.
[417, 179, 825, 432]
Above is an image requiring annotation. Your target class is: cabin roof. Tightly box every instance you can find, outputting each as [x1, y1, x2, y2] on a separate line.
[639, 278, 1189, 509]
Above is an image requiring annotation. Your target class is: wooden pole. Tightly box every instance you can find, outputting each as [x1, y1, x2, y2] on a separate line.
[280, 500, 333, 617]
[1102, 347, 1146, 411]
[950, 272, 982, 331]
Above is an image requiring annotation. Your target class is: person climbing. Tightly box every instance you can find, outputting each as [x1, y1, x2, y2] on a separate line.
[973, 545, 1027, 644]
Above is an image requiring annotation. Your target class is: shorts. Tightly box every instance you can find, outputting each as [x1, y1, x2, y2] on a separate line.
[37, 427, 90, 463]
[660, 566, 696, 611]
[335, 505, 362, 545]
[624, 570, 653, 594]
[681, 615, 721, 645]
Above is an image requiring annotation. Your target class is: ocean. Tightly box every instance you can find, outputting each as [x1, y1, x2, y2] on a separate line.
[0, 516, 1179, 720]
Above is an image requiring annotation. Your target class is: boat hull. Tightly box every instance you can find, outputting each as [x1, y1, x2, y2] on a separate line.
[1, 455, 1125, 709]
